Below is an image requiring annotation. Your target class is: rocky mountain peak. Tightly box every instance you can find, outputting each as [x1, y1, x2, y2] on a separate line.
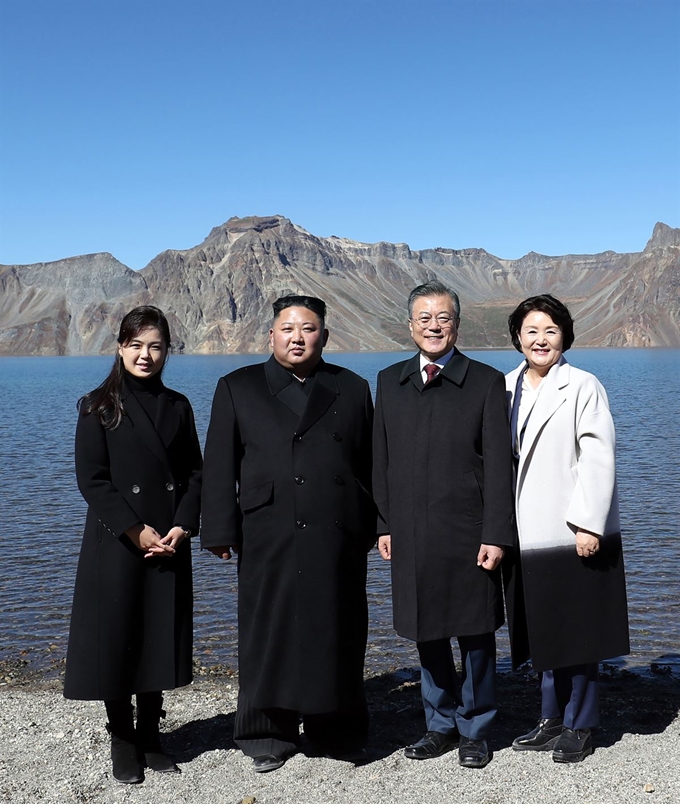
[645, 222, 680, 250]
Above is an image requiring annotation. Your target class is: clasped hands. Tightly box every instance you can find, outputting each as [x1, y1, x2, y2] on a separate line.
[125, 523, 188, 559]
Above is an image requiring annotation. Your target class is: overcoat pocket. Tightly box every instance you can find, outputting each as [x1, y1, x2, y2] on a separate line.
[239, 480, 274, 513]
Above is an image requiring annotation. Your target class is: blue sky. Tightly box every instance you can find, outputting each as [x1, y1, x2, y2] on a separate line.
[1, 0, 678, 268]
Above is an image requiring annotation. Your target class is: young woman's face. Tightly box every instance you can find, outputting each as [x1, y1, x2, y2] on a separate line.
[118, 327, 167, 379]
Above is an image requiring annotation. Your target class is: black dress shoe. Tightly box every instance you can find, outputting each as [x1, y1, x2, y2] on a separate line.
[512, 717, 563, 751]
[404, 730, 459, 760]
[252, 754, 286, 773]
[458, 736, 490, 768]
[552, 728, 593, 763]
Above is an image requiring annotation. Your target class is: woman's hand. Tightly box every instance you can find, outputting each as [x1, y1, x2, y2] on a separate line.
[576, 529, 600, 558]
[125, 523, 175, 559]
[162, 526, 190, 551]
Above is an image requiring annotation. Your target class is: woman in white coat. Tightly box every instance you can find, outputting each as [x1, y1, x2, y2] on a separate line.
[505, 295, 629, 763]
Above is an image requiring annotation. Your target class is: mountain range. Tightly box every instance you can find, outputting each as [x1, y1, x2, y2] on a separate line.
[1, 216, 678, 355]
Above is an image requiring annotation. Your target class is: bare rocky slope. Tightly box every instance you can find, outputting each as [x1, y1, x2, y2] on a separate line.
[1, 217, 678, 354]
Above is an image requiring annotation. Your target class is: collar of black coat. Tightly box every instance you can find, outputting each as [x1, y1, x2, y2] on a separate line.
[122, 379, 180, 463]
[265, 355, 340, 434]
[399, 348, 470, 389]
[264, 354, 339, 395]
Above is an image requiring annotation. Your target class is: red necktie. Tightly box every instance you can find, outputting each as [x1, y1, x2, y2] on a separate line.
[424, 364, 440, 384]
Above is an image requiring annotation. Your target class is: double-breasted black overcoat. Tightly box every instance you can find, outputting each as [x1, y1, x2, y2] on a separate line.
[200, 356, 375, 714]
[372, 351, 515, 643]
[64, 382, 202, 701]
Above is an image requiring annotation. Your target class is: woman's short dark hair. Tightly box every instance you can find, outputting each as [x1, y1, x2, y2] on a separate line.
[79, 305, 171, 428]
[508, 294, 575, 352]
[272, 295, 327, 323]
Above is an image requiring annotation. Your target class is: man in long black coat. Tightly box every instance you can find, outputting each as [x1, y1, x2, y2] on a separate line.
[201, 295, 375, 773]
[373, 281, 515, 769]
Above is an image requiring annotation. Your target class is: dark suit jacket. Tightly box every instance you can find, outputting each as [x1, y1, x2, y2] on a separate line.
[64, 383, 202, 700]
[201, 356, 375, 713]
[372, 350, 515, 642]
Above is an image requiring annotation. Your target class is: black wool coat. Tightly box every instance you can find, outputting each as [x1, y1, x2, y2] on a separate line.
[200, 357, 375, 714]
[372, 351, 515, 643]
[63, 384, 202, 701]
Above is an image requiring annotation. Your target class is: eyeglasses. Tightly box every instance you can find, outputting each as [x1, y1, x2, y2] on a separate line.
[410, 314, 457, 328]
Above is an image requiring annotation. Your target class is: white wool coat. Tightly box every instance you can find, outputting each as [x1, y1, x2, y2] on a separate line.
[508, 355, 620, 550]
[504, 355, 629, 671]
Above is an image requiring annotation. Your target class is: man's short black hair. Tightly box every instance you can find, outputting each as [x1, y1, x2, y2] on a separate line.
[508, 294, 575, 352]
[272, 295, 327, 323]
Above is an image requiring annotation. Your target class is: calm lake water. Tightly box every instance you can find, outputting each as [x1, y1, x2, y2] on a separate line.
[1, 349, 679, 677]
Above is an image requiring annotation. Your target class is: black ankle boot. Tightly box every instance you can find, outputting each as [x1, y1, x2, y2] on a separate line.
[104, 699, 144, 784]
[136, 692, 180, 774]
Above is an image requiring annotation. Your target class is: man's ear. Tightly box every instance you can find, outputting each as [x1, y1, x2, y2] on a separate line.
[322, 328, 329, 347]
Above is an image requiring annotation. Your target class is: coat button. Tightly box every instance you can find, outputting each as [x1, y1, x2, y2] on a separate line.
[131, 485, 140, 494]
[335, 520, 344, 529]
[294, 434, 302, 442]
[334, 475, 344, 485]
[165, 482, 175, 492]
[295, 476, 305, 485]
[296, 519, 307, 529]
[332, 432, 342, 442]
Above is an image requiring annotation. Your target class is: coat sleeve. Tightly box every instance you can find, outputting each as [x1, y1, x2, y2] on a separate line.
[200, 376, 243, 548]
[74, 409, 142, 538]
[371, 372, 390, 535]
[172, 400, 203, 534]
[481, 371, 516, 547]
[565, 377, 617, 536]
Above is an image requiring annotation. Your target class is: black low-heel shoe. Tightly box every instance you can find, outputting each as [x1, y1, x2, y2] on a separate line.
[252, 754, 286, 773]
[552, 728, 593, 763]
[512, 717, 563, 751]
[109, 734, 144, 784]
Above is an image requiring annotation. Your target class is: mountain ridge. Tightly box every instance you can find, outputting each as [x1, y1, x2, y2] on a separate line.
[1, 216, 678, 354]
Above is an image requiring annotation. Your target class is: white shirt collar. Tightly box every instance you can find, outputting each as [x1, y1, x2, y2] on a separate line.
[419, 348, 455, 373]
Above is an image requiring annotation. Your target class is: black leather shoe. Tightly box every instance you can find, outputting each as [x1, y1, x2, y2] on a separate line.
[512, 717, 563, 751]
[552, 728, 593, 763]
[404, 730, 459, 760]
[110, 735, 144, 784]
[252, 754, 286, 773]
[458, 736, 490, 768]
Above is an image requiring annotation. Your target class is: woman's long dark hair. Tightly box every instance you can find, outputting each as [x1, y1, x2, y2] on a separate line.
[79, 306, 171, 429]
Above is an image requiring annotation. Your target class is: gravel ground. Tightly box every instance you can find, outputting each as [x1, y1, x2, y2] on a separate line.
[1, 664, 678, 804]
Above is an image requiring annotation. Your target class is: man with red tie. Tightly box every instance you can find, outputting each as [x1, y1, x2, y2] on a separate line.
[373, 281, 515, 768]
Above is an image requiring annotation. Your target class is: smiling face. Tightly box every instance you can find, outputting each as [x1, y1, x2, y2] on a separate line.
[409, 294, 459, 361]
[118, 327, 168, 379]
[269, 305, 328, 378]
[519, 310, 564, 377]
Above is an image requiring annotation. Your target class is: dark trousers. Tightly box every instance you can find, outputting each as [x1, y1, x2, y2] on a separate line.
[541, 663, 599, 730]
[234, 690, 369, 758]
[417, 633, 497, 740]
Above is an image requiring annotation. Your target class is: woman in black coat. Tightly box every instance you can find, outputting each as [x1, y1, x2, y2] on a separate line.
[64, 306, 202, 784]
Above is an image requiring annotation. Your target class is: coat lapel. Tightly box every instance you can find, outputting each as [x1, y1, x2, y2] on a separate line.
[122, 387, 170, 467]
[156, 391, 182, 448]
[263, 355, 338, 429]
[399, 353, 423, 391]
[399, 349, 470, 393]
[296, 361, 339, 435]
[518, 356, 570, 477]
